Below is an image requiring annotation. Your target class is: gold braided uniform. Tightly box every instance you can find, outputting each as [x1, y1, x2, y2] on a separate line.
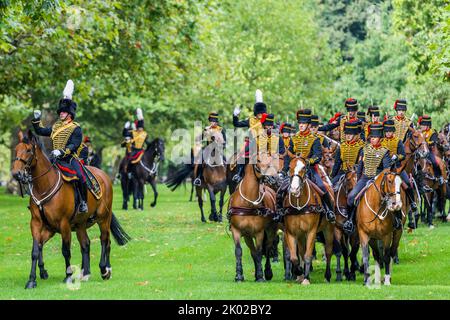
[340, 140, 365, 171]
[381, 137, 404, 161]
[131, 130, 148, 149]
[392, 116, 412, 141]
[339, 115, 357, 142]
[204, 125, 224, 144]
[423, 128, 437, 145]
[282, 136, 291, 155]
[362, 144, 388, 178]
[50, 120, 80, 156]
[291, 132, 318, 160]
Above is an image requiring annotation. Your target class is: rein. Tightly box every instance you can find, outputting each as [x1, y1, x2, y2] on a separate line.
[288, 175, 311, 211]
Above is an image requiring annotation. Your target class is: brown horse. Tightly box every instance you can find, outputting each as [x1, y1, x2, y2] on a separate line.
[333, 169, 360, 281]
[357, 169, 403, 286]
[228, 153, 278, 282]
[11, 130, 130, 289]
[283, 157, 335, 285]
[437, 130, 450, 221]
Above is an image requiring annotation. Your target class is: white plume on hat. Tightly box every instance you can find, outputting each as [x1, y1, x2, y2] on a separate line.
[136, 108, 144, 120]
[63, 80, 74, 100]
[255, 89, 263, 103]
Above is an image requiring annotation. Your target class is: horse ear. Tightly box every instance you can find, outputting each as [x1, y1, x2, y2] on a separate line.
[18, 130, 24, 143]
[27, 130, 36, 144]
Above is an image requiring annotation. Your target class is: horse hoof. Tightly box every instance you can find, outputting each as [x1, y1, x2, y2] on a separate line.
[295, 275, 305, 283]
[336, 274, 342, 282]
[79, 273, 90, 282]
[40, 270, 49, 280]
[301, 279, 310, 285]
[151, 203, 156, 208]
[272, 257, 279, 263]
[25, 280, 37, 289]
[384, 276, 391, 286]
[234, 275, 244, 282]
[201, 218, 206, 223]
[101, 267, 112, 280]
[63, 276, 73, 284]
[255, 278, 265, 282]
[393, 257, 400, 264]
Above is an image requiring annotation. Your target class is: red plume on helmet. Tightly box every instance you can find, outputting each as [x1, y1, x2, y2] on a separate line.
[418, 116, 423, 124]
[394, 100, 398, 110]
[280, 123, 285, 132]
[328, 112, 342, 124]
[83, 136, 91, 143]
[260, 113, 268, 124]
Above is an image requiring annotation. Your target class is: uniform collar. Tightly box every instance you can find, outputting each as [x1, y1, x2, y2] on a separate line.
[395, 115, 405, 121]
[346, 138, 360, 146]
[298, 130, 310, 137]
[371, 142, 382, 149]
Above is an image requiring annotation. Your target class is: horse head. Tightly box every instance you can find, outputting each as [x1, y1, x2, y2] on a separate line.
[380, 170, 403, 212]
[410, 129, 429, 159]
[344, 168, 358, 191]
[289, 157, 308, 195]
[147, 137, 165, 161]
[11, 130, 39, 183]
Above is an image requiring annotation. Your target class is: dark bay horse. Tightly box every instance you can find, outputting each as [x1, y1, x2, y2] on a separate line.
[120, 138, 165, 210]
[12, 131, 130, 289]
[357, 169, 403, 286]
[167, 142, 227, 222]
[228, 153, 278, 282]
[283, 157, 335, 285]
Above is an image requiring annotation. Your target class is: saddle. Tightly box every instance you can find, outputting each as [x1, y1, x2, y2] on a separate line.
[353, 179, 374, 205]
[129, 149, 145, 164]
[56, 161, 102, 200]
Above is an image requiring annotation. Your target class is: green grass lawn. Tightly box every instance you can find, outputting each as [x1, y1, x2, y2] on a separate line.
[0, 184, 449, 300]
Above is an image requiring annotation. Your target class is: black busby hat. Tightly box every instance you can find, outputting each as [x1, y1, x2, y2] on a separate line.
[394, 99, 407, 111]
[280, 122, 292, 133]
[344, 120, 362, 135]
[57, 80, 77, 119]
[367, 105, 380, 117]
[310, 114, 319, 127]
[357, 111, 366, 122]
[345, 98, 358, 112]
[208, 112, 219, 123]
[261, 113, 274, 126]
[418, 115, 432, 127]
[297, 109, 312, 124]
[368, 123, 384, 138]
[254, 89, 267, 116]
[383, 119, 396, 132]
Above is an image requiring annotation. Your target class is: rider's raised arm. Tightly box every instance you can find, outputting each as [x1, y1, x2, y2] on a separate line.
[64, 126, 82, 156]
[330, 147, 342, 179]
[318, 120, 339, 132]
[233, 115, 249, 128]
[31, 119, 52, 137]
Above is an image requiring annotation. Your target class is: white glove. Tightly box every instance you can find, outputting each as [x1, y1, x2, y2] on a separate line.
[124, 121, 130, 129]
[33, 110, 41, 119]
[391, 155, 398, 162]
[125, 137, 131, 142]
[233, 105, 241, 117]
[51, 149, 62, 158]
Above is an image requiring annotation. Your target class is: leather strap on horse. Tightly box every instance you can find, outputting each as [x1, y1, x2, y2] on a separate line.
[306, 178, 325, 196]
[283, 205, 323, 216]
[228, 206, 275, 218]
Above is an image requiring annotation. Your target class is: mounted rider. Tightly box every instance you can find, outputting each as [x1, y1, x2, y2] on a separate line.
[389, 99, 414, 142]
[193, 112, 227, 186]
[232, 89, 267, 182]
[318, 98, 363, 142]
[357, 111, 367, 124]
[286, 109, 336, 222]
[363, 105, 381, 138]
[82, 136, 101, 168]
[31, 80, 88, 213]
[122, 108, 148, 175]
[382, 119, 418, 229]
[419, 115, 445, 186]
[330, 120, 365, 186]
[310, 115, 330, 148]
[344, 123, 392, 234]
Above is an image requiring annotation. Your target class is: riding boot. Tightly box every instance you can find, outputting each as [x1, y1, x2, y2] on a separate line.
[78, 182, 88, 213]
[232, 163, 245, 183]
[322, 192, 336, 223]
[343, 205, 356, 235]
[406, 186, 418, 229]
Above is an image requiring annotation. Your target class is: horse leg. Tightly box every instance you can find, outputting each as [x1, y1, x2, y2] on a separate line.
[391, 227, 403, 265]
[282, 234, 294, 280]
[25, 218, 42, 289]
[218, 189, 225, 223]
[121, 174, 128, 210]
[76, 227, 91, 281]
[207, 187, 217, 222]
[139, 180, 145, 211]
[323, 226, 334, 283]
[150, 177, 158, 208]
[189, 182, 194, 202]
[252, 231, 265, 282]
[38, 228, 54, 280]
[99, 219, 112, 280]
[284, 231, 300, 281]
[427, 194, 434, 227]
[132, 177, 138, 210]
[302, 231, 317, 285]
[231, 226, 244, 282]
[383, 234, 393, 286]
[359, 232, 371, 286]
[197, 187, 206, 223]
[60, 220, 73, 283]
[349, 235, 361, 279]
[264, 227, 276, 281]
[334, 229, 343, 282]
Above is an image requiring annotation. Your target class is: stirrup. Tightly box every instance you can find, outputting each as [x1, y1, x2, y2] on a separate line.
[326, 209, 336, 223]
[232, 174, 242, 183]
[343, 220, 355, 235]
[79, 201, 88, 213]
[193, 178, 202, 186]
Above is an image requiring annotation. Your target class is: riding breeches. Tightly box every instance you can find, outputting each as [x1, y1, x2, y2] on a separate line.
[347, 175, 370, 207]
[428, 153, 442, 177]
[307, 167, 327, 194]
[331, 171, 344, 186]
[400, 171, 413, 188]
[58, 158, 87, 183]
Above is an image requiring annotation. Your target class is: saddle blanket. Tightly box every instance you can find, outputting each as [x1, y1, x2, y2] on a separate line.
[56, 160, 102, 199]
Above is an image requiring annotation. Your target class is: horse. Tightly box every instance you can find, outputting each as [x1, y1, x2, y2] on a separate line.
[228, 152, 278, 282]
[437, 130, 450, 221]
[11, 130, 130, 289]
[356, 169, 403, 286]
[282, 157, 335, 285]
[333, 169, 360, 281]
[167, 141, 227, 222]
[121, 138, 165, 211]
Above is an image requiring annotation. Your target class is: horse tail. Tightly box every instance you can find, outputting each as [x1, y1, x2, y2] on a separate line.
[165, 164, 194, 191]
[110, 213, 131, 246]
